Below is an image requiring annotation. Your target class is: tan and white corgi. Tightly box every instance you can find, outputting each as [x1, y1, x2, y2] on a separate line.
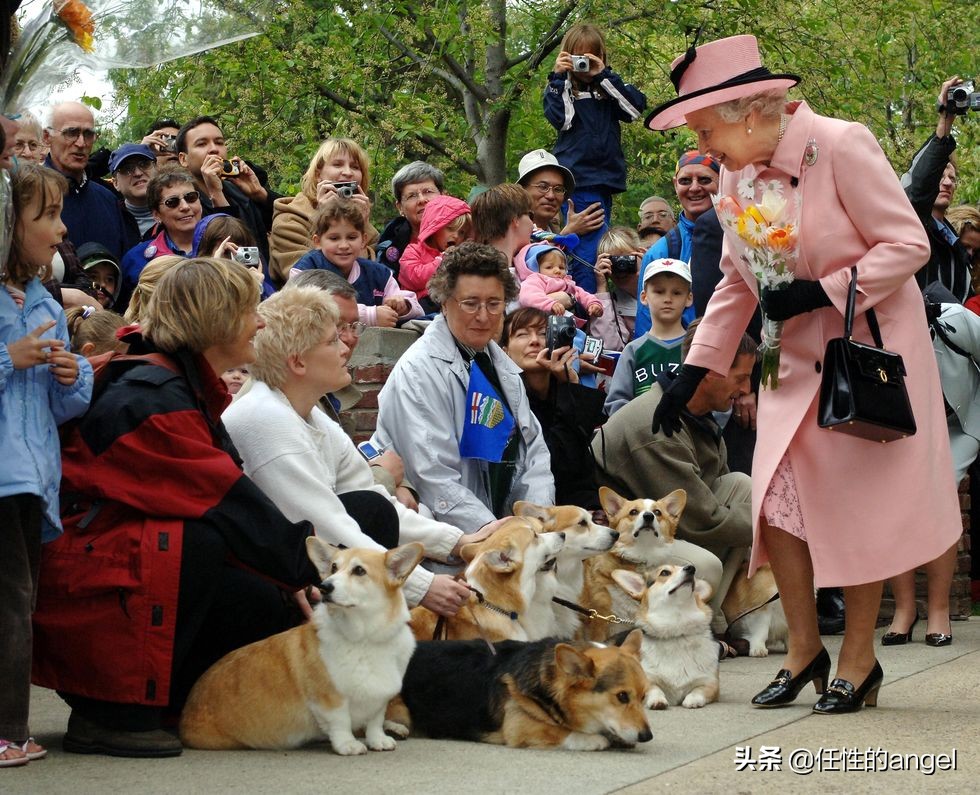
[582, 487, 687, 640]
[179, 539, 424, 755]
[393, 630, 652, 750]
[408, 517, 565, 643]
[513, 502, 620, 639]
[613, 564, 720, 709]
[721, 561, 788, 657]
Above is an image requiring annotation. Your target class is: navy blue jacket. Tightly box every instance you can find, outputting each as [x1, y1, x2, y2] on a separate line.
[292, 250, 391, 306]
[46, 158, 128, 259]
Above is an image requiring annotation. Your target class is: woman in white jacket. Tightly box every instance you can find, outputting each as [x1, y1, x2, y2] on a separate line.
[223, 285, 496, 617]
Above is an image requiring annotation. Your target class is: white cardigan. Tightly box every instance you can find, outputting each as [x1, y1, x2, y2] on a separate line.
[223, 380, 463, 605]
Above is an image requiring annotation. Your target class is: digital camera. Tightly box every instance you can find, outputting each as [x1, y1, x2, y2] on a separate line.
[334, 181, 358, 198]
[546, 315, 577, 353]
[233, 246, 260, 267]
[947, 81, 980, 115]
[609, 254, 638, 275]
[572, 55, 590, 73]
[159, 134, 177, 154]
[220, 158, 241, 177]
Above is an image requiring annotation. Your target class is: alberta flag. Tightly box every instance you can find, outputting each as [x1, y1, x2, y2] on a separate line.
[459, 360, 516, 462]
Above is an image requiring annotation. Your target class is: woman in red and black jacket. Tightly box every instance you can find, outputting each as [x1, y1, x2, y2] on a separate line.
[32, 258, 346, 758]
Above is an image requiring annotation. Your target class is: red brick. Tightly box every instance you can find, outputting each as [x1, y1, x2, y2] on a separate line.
[353, 410, 377, 431]
[354, 388, 379, 409]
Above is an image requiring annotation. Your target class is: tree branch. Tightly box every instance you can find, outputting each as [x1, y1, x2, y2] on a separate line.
[377, 24, 467, 97]
[507, 0, 580, 70]
[422, 26, 488, 101]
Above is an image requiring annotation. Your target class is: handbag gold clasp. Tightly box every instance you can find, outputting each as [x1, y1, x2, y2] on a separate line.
[877, 368, 888, 383]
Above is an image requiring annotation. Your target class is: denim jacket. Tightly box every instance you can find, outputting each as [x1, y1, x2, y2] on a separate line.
[0, 278, 93, 539]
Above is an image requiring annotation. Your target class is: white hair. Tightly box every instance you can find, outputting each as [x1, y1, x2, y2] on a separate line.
[714, 89, 787, 123]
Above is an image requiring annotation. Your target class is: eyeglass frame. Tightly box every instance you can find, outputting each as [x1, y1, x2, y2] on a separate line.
[674, 175, 717, 187]
[527, 181, 568, 197]
[337, 320, 367, 338]
[449, 296, 506, 316]
[47, 126, 98, 144]
[159, 190, 201, 209]
[115, 158, 155, 177]
[12, 139, 42, 153]
[640, 209, 673, 220]
[399, 187, 440, 203]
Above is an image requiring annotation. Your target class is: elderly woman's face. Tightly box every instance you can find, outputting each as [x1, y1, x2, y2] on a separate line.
[503, 320, 546, 373]
[685, 107, 754, 172]
[443, 275, 506, 350]
[303, 320, 351, 394]
[396, 179, 440, 230]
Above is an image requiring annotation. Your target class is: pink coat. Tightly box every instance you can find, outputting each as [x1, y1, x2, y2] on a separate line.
[686, 101, 961, 587]
[399, 195, 470, 298]
[519, 271, 601, 313]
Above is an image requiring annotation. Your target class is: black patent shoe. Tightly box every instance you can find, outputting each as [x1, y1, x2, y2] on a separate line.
[881, 613, 919, 646]
[751, 648, 831, 708]
[925, 632, 953, 647]
[812, 660, 883, 715]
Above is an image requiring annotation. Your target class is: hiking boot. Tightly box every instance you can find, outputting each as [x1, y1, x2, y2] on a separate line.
[63, 712, 183, 758]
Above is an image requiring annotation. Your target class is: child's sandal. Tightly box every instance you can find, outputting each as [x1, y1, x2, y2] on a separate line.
[0, 740, 29, 768]
[20, 738, 46, 760]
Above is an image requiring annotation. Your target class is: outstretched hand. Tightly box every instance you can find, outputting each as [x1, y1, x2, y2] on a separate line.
[651, 364, 708, 437]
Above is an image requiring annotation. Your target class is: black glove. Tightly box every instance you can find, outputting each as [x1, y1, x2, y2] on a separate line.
[651, 364, 708, 437]
[760, 279, 832, 321]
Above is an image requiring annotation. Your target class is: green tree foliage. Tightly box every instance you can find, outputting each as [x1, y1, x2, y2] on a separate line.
[109, 0, 978, 223]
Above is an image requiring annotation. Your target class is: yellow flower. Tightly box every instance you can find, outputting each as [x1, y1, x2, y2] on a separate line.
[737, 211, 767, 246]
[56, 0, 96, 53]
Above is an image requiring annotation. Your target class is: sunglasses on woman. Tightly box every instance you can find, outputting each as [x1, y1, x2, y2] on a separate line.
[161, 191, 200, 209]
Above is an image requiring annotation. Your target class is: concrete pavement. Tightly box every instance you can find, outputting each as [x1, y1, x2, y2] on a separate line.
[9, 618, 978, 794]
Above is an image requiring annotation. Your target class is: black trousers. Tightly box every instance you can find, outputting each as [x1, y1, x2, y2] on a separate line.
[61, 490, 398, 730]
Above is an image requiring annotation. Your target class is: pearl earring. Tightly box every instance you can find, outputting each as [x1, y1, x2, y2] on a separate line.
[747, 127, 753, 134]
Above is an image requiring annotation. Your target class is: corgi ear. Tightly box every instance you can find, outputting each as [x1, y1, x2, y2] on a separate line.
[598, 486, 626, 518]
[555, 644, 595, 680]
[482, 544, 521, 572]
[512, 501, 551, 523]
[611, 569, 646, 601]
[694, 577, 713, 602]
[460, 540, 484, 563]
[661, 489, 687, 521]
[385, 542, 425, 586]
[619, 629, 643, 659]
[306, 536, 341, 579]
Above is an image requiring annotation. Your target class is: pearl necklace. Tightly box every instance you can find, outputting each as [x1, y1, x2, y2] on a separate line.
[777, 114, 789, 143]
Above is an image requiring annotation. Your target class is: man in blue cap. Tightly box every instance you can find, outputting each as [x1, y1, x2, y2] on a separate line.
[109, 142, 158, 251]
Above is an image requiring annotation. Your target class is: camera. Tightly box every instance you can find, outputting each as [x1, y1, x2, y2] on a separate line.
[546, 315, 577, 353]
[333, 181, 358, 199]
[609, 254, 638, 275]
[946, 81, 980, 115]
[220, 157, 241, 177]
[572, 55, 590, 73]
[233, 246, 260, 267]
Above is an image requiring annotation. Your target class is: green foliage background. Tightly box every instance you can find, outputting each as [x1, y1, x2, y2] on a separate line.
[106, 0, 979, 225]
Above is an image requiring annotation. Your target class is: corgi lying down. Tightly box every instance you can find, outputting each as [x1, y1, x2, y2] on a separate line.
[180, 539, 423, 755]
[390, 631, 652, 751]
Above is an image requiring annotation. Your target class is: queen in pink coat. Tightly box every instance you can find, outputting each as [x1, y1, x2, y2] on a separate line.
[645, 35, 961, 715]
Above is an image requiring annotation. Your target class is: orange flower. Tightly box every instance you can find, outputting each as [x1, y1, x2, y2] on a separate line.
[56, 0, 95, 53]
[767, 225, 796, 251]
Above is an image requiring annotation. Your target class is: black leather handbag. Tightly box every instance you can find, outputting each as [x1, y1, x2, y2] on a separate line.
[817, 267, 916, 442]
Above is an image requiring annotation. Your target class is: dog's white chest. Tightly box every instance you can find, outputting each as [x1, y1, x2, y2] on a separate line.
[640, 634, 717, 705]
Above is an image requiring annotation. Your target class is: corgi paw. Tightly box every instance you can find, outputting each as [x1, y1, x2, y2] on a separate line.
[383, 720, 409, 739]
[562, 732, 610, 752]
[366, 733, 396, 752]
[681, 692, 707, 709]
[332, 737, 367, 756]
[748, 643, 769, 658]
[644, 694, 669, 710]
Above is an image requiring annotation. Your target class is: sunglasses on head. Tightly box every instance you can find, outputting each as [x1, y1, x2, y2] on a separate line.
[161, 190, 200, 209]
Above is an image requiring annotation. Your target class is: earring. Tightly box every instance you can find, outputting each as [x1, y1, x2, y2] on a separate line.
[747, 127, 753, 134]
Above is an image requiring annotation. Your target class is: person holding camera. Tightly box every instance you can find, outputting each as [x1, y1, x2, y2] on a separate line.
[591, 226, 645, 351]
[604, 258, 692, 416]
[191, 214, 274, 299]
[900, 77, 975, 303]
[141, 119, 181, 167]
[544, 23, 647, 292]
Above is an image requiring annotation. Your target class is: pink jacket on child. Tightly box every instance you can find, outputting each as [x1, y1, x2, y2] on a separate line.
[519, 271, 601, 313]
[398, 195, 470, 298]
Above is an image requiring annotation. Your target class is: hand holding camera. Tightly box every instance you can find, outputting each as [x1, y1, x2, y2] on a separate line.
[937, 76, 978, 138]
[536, 343, 579, 384]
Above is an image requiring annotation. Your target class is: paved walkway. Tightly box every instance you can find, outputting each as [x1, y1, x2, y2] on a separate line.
[10, 618, 978, 794]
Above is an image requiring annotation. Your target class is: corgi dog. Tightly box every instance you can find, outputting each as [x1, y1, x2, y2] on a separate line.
[612, 565, 719, 710]
[582, 487, 687, 641]
[408, 518, 565, 643]
[391, 631, 652, 750]
[513, 502, 620, 639]
[721, 561, 788, 657]
[179, 539, 424, 755]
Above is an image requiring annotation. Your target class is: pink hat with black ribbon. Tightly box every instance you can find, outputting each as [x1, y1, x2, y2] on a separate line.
[645, 35, 800, 131]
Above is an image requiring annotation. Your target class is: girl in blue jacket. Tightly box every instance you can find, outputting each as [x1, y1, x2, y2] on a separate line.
[0, 164, 92, 766]
[544, 23, 647, 292]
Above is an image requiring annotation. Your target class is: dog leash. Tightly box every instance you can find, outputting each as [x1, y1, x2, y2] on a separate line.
[432, 580, 519, 655]
[551, 596, 637, 627]
[725, 591, 781, 630]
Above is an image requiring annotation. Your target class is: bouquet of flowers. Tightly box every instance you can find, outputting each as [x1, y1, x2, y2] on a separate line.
[713, 177, 801, 390]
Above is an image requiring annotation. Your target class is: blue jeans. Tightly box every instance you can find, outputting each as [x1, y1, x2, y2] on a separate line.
[563, 188, 611, 293]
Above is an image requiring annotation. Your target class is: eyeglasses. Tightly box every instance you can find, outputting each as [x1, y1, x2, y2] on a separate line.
[337, 321, 367, 338]
[13, 140, 41, 153]
[641, 210, 672, 219]
[48, 127, 97, 143]
[160, 190, 200, 209]
[116, 159, 154, 176]
[401, 187, 440, 203]
[528, 182, 567, 197]
[675, 176, 716, 187]
[452, 297, 506, 315]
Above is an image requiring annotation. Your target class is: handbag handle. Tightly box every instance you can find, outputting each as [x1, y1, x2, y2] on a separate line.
[844, 266, 884, 349]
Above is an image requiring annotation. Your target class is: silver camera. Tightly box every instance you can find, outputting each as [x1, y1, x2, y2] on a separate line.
[233, 246, 260, 267]
[947, 81, 979, 115]
[572, 55, 590, 73]
[334, 181, 358, 199]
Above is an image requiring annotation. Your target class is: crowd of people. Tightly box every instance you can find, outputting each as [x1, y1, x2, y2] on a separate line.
[2, 21, 979, 765]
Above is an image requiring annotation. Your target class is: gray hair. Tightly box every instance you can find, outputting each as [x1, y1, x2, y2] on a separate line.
[391, 160, 445, 202]
[714, 89, 787, 123]
[286, 269, 358, 301]
[639, 195, 675, 219]
[15, 110, 42, 137]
